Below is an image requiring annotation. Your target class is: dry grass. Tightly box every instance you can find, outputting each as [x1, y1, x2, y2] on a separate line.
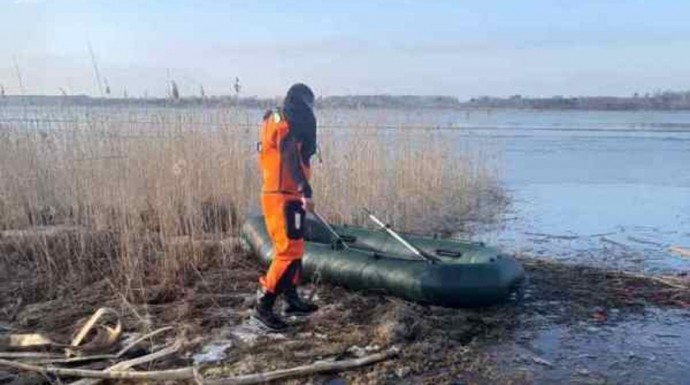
[0, 107, 506, 300]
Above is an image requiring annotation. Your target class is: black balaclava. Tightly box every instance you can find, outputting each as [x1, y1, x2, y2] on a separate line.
[282, 83, 316, 166]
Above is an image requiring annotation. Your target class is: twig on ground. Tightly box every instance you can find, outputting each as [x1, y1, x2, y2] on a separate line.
[600, 237, 628, 248]
[622, 272, 689, 290]
[627, 236, 663, 247]
[30, 354, 118, 365]
[205, 346, 400, 385]
[115, 326, 174, 358]
[0, 358, 195, 381]
[0, 352, 62, 360]
[524, 232, 578, 240]
[68, 340, 183, 385]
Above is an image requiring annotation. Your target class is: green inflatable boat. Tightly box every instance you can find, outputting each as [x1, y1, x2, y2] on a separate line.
[241, 215, 525, 307]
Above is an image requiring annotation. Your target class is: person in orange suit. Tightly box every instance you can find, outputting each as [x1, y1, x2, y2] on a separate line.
[252, 83, 319, 331]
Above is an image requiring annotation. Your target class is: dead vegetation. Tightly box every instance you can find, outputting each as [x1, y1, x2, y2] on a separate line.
[2, 237, 690, 385]
[0, 108, 506, 301]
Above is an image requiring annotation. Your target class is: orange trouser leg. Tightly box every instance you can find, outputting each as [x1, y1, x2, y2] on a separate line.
[259, 194, 305, 294]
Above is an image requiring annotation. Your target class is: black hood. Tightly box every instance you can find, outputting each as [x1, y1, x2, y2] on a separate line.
[283, 83, 316, 166]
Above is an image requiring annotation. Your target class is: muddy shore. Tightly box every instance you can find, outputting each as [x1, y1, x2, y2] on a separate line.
[2, 250, 690, 385]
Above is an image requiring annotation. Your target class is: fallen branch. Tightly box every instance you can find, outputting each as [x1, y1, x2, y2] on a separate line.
[627, 236, 663, 247]
[621, 271, 689, 290]
[69, 340, 182, 385]
[1, 344, 399, 385]
[115, 326, 174, 358]
[0, 333, 53, 348]
[524, 232, 578, 240]
[68, 307, 122, 356]
[600, 237, 628, 248]
[0, 342, 185, 385]
[0, 352, 62, 360]
[31, 354, 118, 365]
[529, 355, 553, 367]
[0, 358, 194, 380]
[33, 327, 175, 366]
[206, 346, 400, 385]
[648, 277, 689, 290]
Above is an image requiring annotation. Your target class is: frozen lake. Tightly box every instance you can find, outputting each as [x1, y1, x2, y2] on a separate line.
[446, 110, 690, 274]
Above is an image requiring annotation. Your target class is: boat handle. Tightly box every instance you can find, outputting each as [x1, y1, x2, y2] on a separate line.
[339, 235, 357, 243]
[435, 249, 463, 258]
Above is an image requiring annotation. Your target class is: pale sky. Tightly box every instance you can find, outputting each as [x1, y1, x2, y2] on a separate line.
[1, 0, 690, 98]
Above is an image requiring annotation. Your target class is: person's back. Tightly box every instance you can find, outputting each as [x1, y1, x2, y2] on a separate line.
[258, 108, 312, 202]
[252, 83, 319, 332]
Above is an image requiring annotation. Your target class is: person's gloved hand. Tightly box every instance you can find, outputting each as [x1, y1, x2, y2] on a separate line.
[302, 197, 315, 213]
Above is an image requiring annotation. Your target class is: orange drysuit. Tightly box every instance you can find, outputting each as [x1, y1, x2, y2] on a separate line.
[258, 110, 312, 294]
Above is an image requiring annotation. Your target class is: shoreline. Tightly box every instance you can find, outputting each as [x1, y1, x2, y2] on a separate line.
[2, 250, 690, 384]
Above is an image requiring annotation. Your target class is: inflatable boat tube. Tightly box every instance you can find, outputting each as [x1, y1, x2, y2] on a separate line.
[241, 215, 525, 307]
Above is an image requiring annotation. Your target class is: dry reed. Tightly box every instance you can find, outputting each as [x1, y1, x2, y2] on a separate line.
[0, 107, 506, 299]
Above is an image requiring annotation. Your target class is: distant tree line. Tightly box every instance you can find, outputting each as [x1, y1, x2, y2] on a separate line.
[3, 91, 690, 110]
[0, 95, 280, 109]
[0, 94, 461, 109]
[466, 91, 690, 110]
[316, 95, 461, 109]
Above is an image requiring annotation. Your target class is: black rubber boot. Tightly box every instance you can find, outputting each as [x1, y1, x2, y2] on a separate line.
[284, 286, 319, 316]
[251, 290, 288, 332]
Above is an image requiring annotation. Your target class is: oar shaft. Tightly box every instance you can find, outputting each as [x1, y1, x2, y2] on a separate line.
[312, 210, 349, 250]
[362, 208, 437, 263]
